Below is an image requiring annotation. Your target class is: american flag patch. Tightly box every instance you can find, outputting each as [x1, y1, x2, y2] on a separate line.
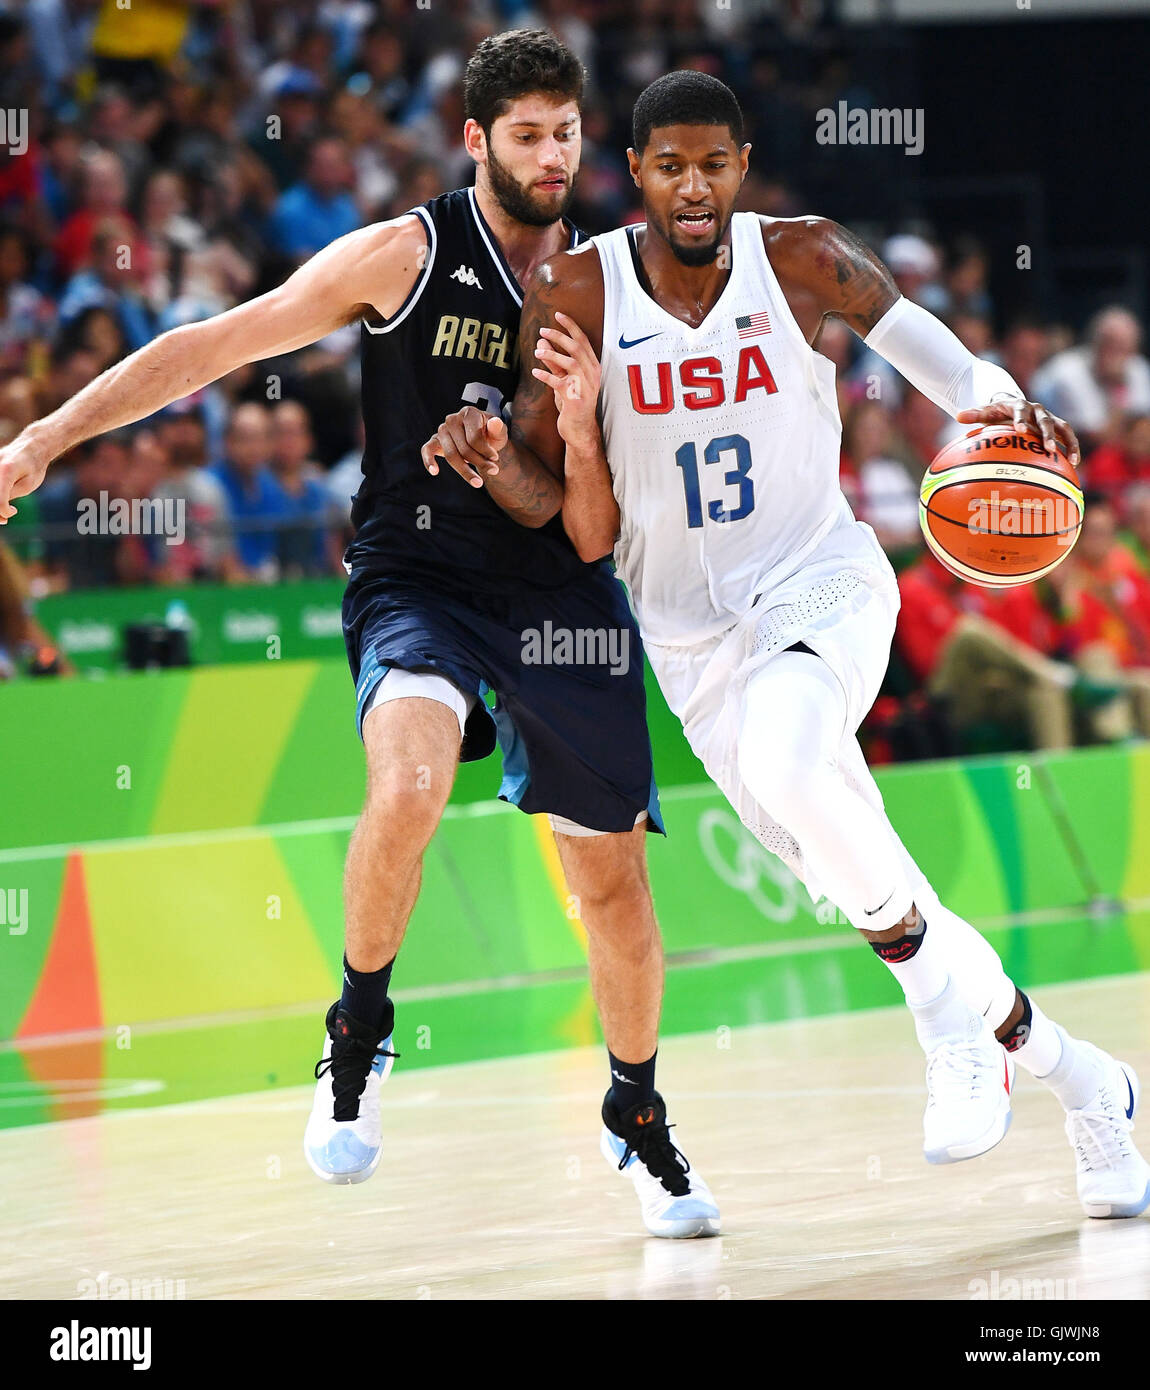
[736, 312, 772, 339]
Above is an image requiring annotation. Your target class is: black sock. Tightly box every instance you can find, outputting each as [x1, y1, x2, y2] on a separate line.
[998, 992, 1033, 1051]
[339, 955, 395, 1037]
[869, 915, 928, 964]
[608, 1049, 657, 1112]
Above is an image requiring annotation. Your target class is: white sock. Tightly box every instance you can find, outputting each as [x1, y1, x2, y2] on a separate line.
[1015, 1009, 1103, 1111]
[874, 913, 950, 1007]
[909, 976, 981, 1052]
[1006, 996, 1063, 1077]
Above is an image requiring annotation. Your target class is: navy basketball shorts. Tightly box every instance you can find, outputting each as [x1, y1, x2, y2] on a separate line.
[341, 563, 664, 835]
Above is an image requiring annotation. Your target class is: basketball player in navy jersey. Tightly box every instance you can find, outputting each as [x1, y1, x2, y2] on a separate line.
[0, 35, 719, 1239]
[430, 71, 1149, 1219]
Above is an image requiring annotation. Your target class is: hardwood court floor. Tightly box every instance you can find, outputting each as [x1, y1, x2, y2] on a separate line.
[1, 974, 1148, 1301]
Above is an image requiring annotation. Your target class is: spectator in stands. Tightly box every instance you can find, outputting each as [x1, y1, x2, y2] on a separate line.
[151, 403, 240, 585]
[326, 412, 364, 548]
[841, 400, 920, 558]
[1121, 485, 1150, 571]
[52, 148, 142, 282]
[55, 304, 130, 374]
[266, 136, 361, 263]
[268, 399, 335, 577]
[87, 0, 195, 102]
[948, 311, 995, 360]
[88, 83, 154, 199]
[895, 387, 955, 471]
[328, 89, 399, 224]
[40, 341, 101, 418]
[210, 401, 286, 580]
[946, 236, 993, 318]
[1055, 493, 1150, 738]
[999, 318, 1050, 401]
[1032, 306, 1150, 451]
[883, 233, 950, 316]
[347, 19, 413, 124]
[1083, 412, 1150, 516]
[251, 71, 326, 194]
[57, 216, 155, 352]
[896, 548, 1075, 750]
[38, 430, 134, 590]
[0, 224, 56, 380]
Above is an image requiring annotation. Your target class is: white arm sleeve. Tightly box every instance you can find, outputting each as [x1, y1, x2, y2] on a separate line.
[862, 296, 1024, 419]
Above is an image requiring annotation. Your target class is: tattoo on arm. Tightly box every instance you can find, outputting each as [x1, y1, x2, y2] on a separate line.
[814, 221, 899, 335]
[486, 424, 562, 522]
[475, 267, 568, 524]
[506, 268, 566, 478]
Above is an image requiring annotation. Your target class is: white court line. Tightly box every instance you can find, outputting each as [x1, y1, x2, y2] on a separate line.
[1, 972, 1145, 1132]
[9, 900, 1143, 1056]
[0, 784, 724, 864]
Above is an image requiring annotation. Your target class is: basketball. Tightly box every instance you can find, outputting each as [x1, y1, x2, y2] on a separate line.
[918, 425, 1084, 588]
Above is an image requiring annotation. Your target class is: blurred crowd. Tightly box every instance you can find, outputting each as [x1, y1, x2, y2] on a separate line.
[1, 0, 1150, 755]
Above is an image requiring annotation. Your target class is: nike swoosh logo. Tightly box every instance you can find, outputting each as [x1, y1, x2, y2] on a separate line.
[863, 890, 895, 917]
[618, 331, 662, 350]
[611, 1070, 638, 1085]
[1125, 1072, 1136, 1120]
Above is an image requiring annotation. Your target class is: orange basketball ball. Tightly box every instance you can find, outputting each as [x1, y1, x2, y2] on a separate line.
[918, 425, 1083, 587]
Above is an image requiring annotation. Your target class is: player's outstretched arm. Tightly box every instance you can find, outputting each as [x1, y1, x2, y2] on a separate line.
[766, 216, 1079, 464]
[0, 218, 429, 521]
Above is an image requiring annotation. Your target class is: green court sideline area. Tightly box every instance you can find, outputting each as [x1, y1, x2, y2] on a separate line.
[1, 651, 1147, 1129]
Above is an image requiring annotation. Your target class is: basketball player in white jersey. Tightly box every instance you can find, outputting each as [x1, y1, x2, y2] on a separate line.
[427, 71, 1149, 1218]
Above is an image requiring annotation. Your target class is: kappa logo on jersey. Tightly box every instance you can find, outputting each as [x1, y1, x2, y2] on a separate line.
[627, 346, 779, 415]
[431, 314, 516, 370]
[450, 264, 483, 289]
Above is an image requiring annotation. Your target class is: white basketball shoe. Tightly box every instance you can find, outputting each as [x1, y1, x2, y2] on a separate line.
[304, 1002, 397, 1184]
[600, 1092, 721, 1238]
[1062, 1044, 1150, 1219]
[914, 982, 1015, 1164]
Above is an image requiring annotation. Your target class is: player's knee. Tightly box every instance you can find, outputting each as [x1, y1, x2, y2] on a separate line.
[566, 853, 653, 933]
[736, 736, 812, 819]
[581, 894, 658, 960]
[361, 768, 447, 846]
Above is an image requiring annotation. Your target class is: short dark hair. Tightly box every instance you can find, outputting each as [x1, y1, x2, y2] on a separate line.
[632, 71, 744, 153]
[463, 29, 584, 136]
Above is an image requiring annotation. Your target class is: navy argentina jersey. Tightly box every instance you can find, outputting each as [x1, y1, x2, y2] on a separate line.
[340, 185, 662, 834]
[347, 187, 586, 595]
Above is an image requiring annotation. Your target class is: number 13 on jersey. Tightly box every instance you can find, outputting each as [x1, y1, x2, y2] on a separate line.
[675, 433, 755, 527]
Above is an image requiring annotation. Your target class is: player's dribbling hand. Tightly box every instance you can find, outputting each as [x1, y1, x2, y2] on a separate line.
[420, 407, 506, 488]
[956, 397, 1080, 467]
[533, 312, 601, 449]
[0, 435, 51, 523]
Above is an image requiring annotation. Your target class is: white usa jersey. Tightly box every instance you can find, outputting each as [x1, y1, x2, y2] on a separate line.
[596, 211, 871, 647]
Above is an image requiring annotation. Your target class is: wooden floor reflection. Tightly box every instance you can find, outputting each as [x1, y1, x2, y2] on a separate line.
[2, 974, 1148, 1300]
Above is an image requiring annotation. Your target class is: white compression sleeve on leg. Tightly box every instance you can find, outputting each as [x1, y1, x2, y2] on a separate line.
[863, 296, 1024, 417]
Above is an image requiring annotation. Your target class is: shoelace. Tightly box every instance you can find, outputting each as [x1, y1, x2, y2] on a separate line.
[926, 1041, 995, 1099]
[619, 1119, 692, 1198]
[316, 1038, 400, 1122]
[1065, 1106, 1133, 1174]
